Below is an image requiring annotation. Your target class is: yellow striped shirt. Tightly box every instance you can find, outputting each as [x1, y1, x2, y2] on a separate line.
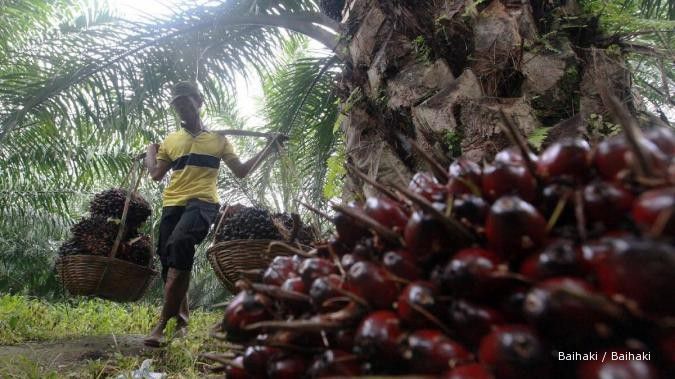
[157, 129, 237, 206]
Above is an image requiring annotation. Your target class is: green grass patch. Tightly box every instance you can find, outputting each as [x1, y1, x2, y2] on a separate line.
[0, 295, 224, 378]
[0, 294, 162, 344]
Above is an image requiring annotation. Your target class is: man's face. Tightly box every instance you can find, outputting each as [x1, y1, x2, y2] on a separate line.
[171, 95, 201, 124]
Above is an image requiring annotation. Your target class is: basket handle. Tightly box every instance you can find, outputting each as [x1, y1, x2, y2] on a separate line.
[212, 204, 230, 243]
[110, 159, 144, 259]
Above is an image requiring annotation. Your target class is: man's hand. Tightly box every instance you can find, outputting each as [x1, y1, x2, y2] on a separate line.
[144, 143, 171, 181]
[146, 143, 160, 157]
[267, 133, 289, 152]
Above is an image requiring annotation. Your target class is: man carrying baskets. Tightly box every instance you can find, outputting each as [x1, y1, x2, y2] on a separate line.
[142, 81, 285, 347]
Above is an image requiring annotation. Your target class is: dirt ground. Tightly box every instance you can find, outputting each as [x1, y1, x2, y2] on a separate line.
[0, 334, 150, 372]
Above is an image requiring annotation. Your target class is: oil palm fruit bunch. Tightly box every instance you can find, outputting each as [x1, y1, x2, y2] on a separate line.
[68, 215, 120, 256]
[57, 239, 86, 256]
[215, 206, 283, 242]
[89, 188, 151, 228]
[206, 124, 674, 378]
[116, 235, 153, 266]
[58, 189, 154, 267]
[272, 212, 315, 245]
[319, 0, 345, 22]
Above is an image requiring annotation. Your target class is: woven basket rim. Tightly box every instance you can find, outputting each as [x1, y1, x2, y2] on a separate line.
[56, 254, 158, 274]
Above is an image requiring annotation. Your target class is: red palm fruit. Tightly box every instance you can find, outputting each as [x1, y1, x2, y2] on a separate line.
[541, 183, 574, 224]
[519, 239, 583, 280]
[410, 172, 448, 202]
[334, 204, 369, 245]
[448, 300, 504, 347]
[267, 356, 307, 379]
[594, 135, 631, 181]
[326, 237, 350, 257]
[579, 237, 617, 272]
[404, 211, 453, 261]
[645, 126, 675, 155]
[346, 261, 399, 309]
[583, 181, 634, 227]
[439, 248, 502, 299]
[494, 146, 538, 166]
[479, 325, 550, 379]
[657, 329, 675, 369]
[593, 237, 675, 317]
[482, 161, 537, 203]
[243, 345, 282, 378]
[448, 159, 482, 195]
[382, 250, 422, 281]
[524, 277, 622, 347]
[340, 253, 360, 271]
[222, 291, 273, 342]
[632, 187, 675, 236]
[354, 311, 403, 364]
[500, 288, 529, 323]
[262, 256, 298, 286]
[309, 274, 342, 310]
[577, 348, 661, 379]
[225, 356, 249, 379]
[537, 138, 591, 182]
[452, 194, 489, 226]
[406, 329, 472, 374]
[299, 258, 337, 286]
[397, 281, 441, 328]
[281, 276, 310, 315]
[444, 364, 495, 379]
[486, 196, 547, 260]
[364, 197, 409, 231]
[333, 329, 356, 352]
[309, 350, 362, 377]
[281, 276, 306, 294]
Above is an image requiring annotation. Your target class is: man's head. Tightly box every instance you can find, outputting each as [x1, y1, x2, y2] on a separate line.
[170, 81, 203, 127]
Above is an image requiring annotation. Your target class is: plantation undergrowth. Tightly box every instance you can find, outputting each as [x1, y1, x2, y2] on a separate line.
[0, 294, 223, 378]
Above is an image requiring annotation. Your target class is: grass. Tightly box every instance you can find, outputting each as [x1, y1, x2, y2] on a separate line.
[0, 294, 225, 378]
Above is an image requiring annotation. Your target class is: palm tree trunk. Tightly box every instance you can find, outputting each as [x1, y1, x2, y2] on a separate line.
[334, 0, 633, 200]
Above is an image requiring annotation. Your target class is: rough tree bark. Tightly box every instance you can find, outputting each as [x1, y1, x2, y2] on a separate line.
[331, 0, 636, 201]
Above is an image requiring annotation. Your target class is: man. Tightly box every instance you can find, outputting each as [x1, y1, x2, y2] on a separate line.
[143, 81, 283, 347]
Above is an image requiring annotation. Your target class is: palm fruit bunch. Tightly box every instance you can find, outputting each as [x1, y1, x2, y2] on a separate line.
[206, 125, 674, 378]
[272, 212, 315, 245]
[58, 189, 153, 266]
[89, 188, 151, 229]
[66, 215, 122, 256]
[319, 0, 345, 22]
[215, 206, 282, 242]
[116, 235, 153, 266]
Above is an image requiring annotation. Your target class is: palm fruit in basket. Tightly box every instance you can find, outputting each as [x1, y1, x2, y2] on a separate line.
[272, 212, 315, 244]
[206, 125, 675, 378]
[68, 215, 121, 256]
[89, 188, 151, 228]
[57, 239, 87, 256]
[58, 188, 154, 267]
[116, 235, 153, 266]
[215, 206, 283, 242]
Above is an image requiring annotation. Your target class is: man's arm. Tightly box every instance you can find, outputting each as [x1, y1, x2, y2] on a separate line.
[224, 135, 286, 178]
[144, 143, 172, 181]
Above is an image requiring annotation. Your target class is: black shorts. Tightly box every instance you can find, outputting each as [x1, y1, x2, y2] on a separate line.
[157, 199, 219, 277]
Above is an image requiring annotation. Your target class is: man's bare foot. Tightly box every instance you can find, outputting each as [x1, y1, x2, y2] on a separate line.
[143, 321, 167, 347]
[174, 321, 188, 339]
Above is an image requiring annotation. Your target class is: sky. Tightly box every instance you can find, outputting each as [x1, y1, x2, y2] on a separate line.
[108, 0, 265, 127]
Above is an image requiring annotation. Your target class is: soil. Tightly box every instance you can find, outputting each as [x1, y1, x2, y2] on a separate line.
[0, 334, 150, 372]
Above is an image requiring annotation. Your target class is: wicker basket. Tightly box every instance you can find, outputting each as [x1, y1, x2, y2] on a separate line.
[55, 255, 157, 302]
[207, 239, 305, 292]
[55, 160, 157, 302]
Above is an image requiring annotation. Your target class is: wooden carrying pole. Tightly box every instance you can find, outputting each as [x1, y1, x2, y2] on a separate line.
[134, 130, 287, 160]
